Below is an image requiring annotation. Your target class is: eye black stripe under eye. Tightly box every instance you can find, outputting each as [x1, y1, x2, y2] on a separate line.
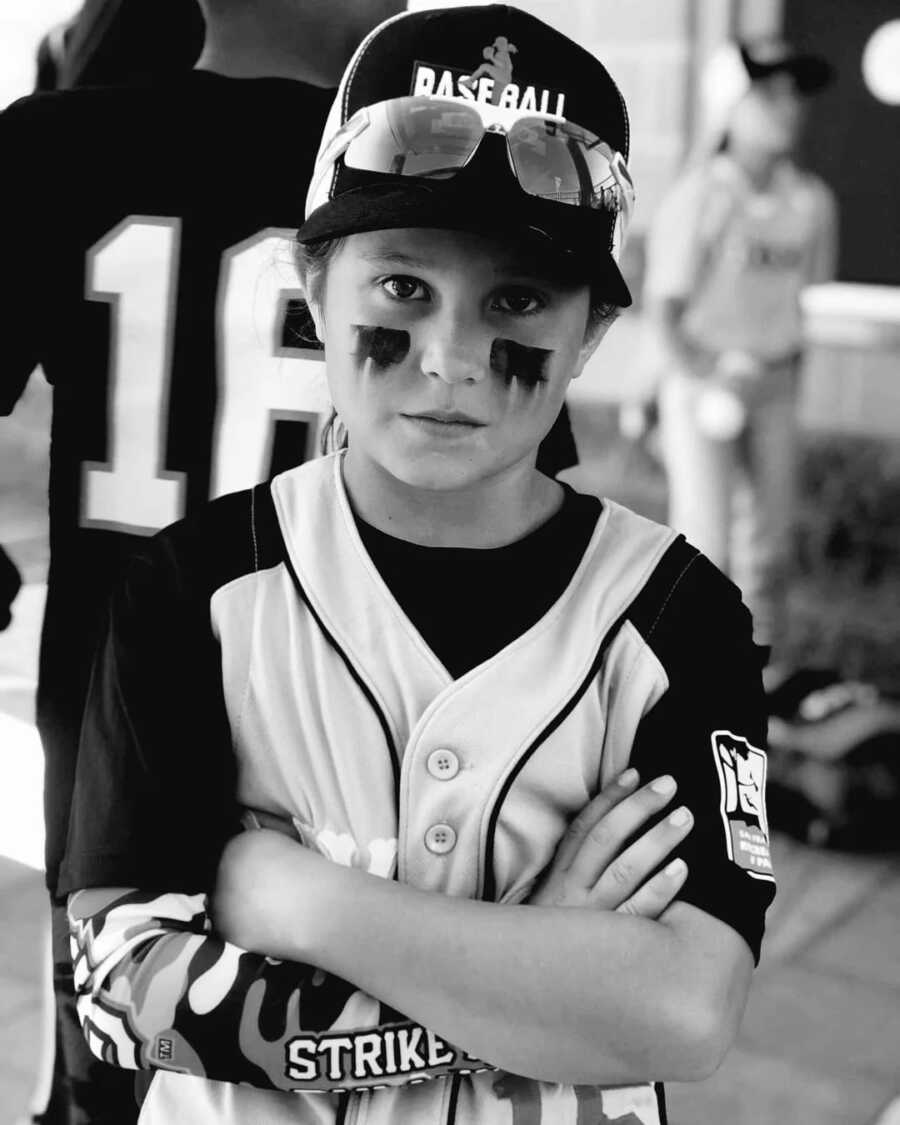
[353, 325, 410, 369]
[490, 338, 553, 388]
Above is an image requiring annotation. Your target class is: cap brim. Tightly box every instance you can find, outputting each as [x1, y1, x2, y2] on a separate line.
[297, 181, 632, 308]
[742, 48, 834, 93]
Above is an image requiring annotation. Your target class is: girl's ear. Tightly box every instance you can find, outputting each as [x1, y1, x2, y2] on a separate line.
[571, 310, 618, 380]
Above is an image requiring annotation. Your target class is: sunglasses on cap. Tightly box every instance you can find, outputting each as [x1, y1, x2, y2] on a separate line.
[311, 95, 634, 234]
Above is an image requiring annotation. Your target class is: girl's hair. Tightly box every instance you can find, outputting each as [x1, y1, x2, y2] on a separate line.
[295, 236, 620, 454]
[295, 239, 347, 452]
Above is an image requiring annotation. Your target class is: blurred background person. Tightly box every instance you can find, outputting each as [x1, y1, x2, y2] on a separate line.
[643, 39, 837, 669]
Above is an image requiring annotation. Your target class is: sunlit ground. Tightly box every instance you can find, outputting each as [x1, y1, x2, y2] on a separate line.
[0, 711, 44, 871]
[0, 582, 46, 871]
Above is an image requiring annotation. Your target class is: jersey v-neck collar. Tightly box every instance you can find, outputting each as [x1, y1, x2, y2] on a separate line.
[272, 452, 613, 689]
[352, 483, 602, 679]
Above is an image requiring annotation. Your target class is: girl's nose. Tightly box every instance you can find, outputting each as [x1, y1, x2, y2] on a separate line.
[418, 316, 489, 386]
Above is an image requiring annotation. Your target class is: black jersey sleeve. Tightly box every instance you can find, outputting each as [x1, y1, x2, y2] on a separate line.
[627, 547, 776, 963]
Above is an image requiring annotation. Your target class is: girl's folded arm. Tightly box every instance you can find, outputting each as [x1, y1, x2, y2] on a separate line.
[217, 827, 754, 1088]
[67, 884, 488, 1093]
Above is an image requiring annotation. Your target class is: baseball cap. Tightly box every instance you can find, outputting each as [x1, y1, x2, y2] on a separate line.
[740, 40, 834, 94]
[297, 4, 634, 307]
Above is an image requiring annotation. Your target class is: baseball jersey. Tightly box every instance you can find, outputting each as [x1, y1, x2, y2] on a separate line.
[60, 453, 775, 1125]
[644, 154, 837, 361]
[0, 69, 578, 893]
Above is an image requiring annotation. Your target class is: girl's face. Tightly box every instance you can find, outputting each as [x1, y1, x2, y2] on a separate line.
[307, 228, 602, 494]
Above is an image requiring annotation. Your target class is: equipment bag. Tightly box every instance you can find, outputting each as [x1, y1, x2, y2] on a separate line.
[765, 667, 900, 851]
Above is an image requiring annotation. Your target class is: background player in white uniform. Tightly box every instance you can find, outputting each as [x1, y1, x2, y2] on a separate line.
[60, 6, 775, 1123]
[644, 39, 837, 660]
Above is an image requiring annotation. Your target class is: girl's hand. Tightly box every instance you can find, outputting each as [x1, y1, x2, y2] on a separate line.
[528, 770, 692, 918]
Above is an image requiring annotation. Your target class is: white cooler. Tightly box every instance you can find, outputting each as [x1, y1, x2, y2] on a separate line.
[800, 282, 900, 436]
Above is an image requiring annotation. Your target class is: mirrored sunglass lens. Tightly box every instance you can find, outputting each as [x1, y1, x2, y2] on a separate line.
[508, 120, 616, 207]
[344, 97, 483, 178]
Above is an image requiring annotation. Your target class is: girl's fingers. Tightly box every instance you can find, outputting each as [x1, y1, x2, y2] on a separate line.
[566, 774, 680, 890]
[589, 804, 693, 908]
[616, 858, 689, 920]
[548, 768, 640, 873]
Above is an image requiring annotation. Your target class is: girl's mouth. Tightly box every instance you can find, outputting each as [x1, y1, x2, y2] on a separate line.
[402, 411, 486, 432]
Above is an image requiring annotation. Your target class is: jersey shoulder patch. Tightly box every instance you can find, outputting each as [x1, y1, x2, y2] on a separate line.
[711, 729, 774, 881]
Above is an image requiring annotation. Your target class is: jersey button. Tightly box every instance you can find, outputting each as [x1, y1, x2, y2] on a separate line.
[426, 748, 460, 780]
[424, 824, 457, 854]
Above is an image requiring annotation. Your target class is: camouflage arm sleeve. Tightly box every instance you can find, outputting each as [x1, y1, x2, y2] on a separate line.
[68, 886, 493, 1093]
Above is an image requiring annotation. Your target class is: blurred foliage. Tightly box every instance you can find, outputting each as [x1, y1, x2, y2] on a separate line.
[785, 433, 900, 690]
[794, 435, 900, 584]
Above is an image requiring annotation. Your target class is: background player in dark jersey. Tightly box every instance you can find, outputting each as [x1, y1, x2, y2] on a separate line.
[2, 3, 416, 1121]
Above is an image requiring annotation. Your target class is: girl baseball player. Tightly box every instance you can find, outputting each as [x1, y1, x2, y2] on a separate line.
[645, 39, 837, 659]
[60, 7, 775, 1123]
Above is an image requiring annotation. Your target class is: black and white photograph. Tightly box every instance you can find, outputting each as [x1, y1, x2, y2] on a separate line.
[1, 2, 898, 1123]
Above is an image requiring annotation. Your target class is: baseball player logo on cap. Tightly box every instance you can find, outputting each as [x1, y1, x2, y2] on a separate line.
[711, 730, 774, 881]
[411, 37, 566, 116]
[461, 35, 518, 99]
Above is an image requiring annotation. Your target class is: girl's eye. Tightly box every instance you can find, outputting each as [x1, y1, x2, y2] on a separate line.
[381, 275, 428, 301]
[493, 288, 545, 315]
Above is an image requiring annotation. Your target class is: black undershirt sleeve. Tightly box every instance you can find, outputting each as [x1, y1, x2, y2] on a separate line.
[627, 550, 776, 963]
